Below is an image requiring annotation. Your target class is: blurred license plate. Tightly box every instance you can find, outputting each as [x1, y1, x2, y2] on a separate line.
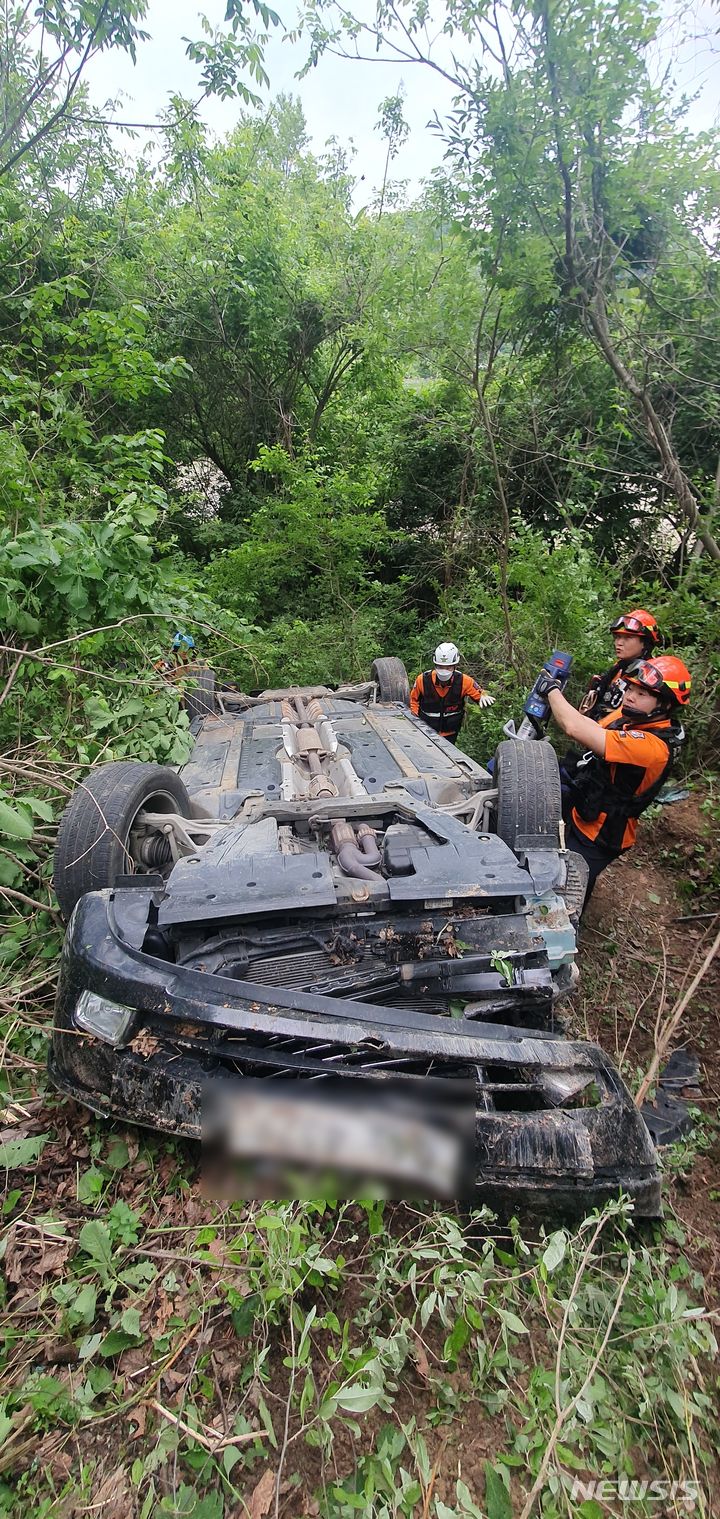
[203, 1080, 466, 1196]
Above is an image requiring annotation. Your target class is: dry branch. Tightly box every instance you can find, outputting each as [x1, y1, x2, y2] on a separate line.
[635, 924, 720, 1108]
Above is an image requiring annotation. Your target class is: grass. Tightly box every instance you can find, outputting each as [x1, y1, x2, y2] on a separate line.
[1, 1076, 718, 1518]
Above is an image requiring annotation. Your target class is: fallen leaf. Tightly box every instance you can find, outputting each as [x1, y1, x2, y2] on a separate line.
[4, 1225, 69, 1285]
[43, 1340, 79, 1366]
[411, 1336, 430, 1380]
[150, 1290, 174, 1338]
[129, 1403, 147, 1438]
[91, 1465, 131, 1519]
[34, 1431, 72, 1483]
[129, 1031, 161, 1058]
[248, 1468, 276, 1519]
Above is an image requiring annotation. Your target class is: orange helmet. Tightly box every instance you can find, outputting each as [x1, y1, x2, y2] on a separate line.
[609, 609, 660, 646]
[627, 655, 691, 707]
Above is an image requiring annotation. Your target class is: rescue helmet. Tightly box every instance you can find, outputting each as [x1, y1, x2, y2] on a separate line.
[434, 641, 460, 667]
[172, 631, 196, 652]
[626, 655, 691, 708]
[609, 608, 660, 648]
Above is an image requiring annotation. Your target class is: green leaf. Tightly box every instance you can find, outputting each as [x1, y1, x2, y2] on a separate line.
[0, 1133, 48, 1169]
[542, 1230, 567, 1274]
[121, 1306, 142, 1337]
[222, 1445, 242, 1478]
[77, 1166, 105, 1203]
[496, 1308, 529, 1335]
[484, 1463, 512, 1519]
[78, 1220, 115, 1285]
[256, 1393, 277, 1448]
[68, 1283, 97, 1328]
[334, 1384, 383, 1413]
[26, 798, 54, 821]
[99, 1329, 139, 1357]
[0, 856, 22, 887]
[78, 1333, 104, 1361]
[119, 1261, 157, 1289]
[230, 1292, 261, 1336]
[444, 1314, 470, 1362]
[0, 800, 34, 840]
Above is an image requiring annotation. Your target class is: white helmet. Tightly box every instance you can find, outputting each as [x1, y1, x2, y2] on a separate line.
[434, 642, 460, 666]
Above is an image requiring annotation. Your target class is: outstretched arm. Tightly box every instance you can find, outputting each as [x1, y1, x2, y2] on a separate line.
[461, 675, 495, 708]
[548, 687, 607, 757]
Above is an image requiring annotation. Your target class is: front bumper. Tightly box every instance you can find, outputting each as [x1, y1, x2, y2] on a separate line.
[50, 892, 662, 1217]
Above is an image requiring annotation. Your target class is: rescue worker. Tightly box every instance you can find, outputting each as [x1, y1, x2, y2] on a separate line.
[538, 654, 690, 903]
[410, 642, 494, 744]
[153, 631, 196, 676]
[580, 608, 660, 720]
[171, 631, 196, 666]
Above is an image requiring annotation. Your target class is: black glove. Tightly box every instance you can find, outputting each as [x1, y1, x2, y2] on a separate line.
[535, 671, 564, 699]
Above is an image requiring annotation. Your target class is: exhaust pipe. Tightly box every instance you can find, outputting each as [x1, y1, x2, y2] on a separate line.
[330, 821, 381, 880]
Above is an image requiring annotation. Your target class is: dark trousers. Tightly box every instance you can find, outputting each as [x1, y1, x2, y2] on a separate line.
[563, 810, 619, 905]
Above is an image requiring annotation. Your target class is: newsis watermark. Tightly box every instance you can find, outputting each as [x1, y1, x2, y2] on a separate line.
[565, 1476, 702, 1508]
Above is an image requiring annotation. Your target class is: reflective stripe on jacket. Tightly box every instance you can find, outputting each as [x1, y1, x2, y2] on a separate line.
[410, 670, 485, 737]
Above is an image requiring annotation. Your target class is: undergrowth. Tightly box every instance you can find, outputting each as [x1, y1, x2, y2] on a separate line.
[0, 1132, 717, 1519]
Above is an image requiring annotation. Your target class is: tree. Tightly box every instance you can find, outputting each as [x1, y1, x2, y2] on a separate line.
[0, 0, 282, 182]
[300, 0, 720, 558]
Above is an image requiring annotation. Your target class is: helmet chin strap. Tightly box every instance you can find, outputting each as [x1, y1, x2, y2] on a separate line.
[621, 699, 663, 724]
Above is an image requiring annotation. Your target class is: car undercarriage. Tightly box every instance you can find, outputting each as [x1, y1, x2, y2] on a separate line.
[50, 664, 661, 1216]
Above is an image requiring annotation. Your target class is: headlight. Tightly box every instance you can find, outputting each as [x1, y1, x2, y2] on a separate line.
[74, 991, 138, 1047]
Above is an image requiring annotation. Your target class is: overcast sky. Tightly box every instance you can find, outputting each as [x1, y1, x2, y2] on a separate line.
[85, 0, 720, 202]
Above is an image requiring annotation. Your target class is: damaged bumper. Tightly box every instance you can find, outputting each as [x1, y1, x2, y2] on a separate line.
[50, 892, 661, 1217]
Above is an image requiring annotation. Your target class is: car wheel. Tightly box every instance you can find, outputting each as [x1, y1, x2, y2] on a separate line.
[53, 761, 192, 920]
[183, 665, 216, 722]
[493, 739, 562, 852]
[371, 657, 410, 704]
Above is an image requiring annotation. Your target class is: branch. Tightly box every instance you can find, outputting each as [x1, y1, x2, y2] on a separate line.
[587, 293, 720, 559]
[0, 643, 29, 708]
[519, 1222, 633, 1518]
[635, 924, 720, 1108]
[0, 0, 114, 179]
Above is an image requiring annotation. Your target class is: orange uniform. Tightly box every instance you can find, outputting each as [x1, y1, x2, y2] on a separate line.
[569, 711, 676, 855]
[410, 670, 488, 741]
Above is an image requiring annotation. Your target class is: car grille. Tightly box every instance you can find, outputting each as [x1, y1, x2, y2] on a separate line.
[158, 1022, 560, 1113]
[242, 949, 375, 988]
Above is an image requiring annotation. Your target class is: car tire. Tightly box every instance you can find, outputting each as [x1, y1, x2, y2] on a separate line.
[563, 850, 590, 919]
[53, 762, 192, 920]
[183, 666, 216, 723]
[493, 739, 562, 852]
[371, 657, 410, 704]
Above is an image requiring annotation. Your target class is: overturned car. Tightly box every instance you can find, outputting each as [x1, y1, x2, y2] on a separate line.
[50, 657, 661, 1215]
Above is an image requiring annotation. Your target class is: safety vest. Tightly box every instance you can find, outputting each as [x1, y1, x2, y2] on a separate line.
[420, 670, 465, 736]
[580, 657, 644, 721]
[567, 714, 682, 853]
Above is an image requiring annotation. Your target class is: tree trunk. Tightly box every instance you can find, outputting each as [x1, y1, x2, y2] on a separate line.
[587, 292, 720, 561]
